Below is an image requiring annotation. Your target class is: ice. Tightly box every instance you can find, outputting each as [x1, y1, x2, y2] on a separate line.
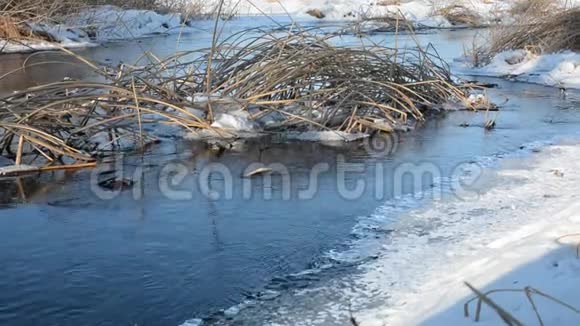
[178, 318, 203, 326]
[348, 141, 580, 325]
[221, 137, 580, 326]
[0, 165, 39, 177]
[211, 111, 257, 131]
[0, 5, 196, 54]
[283, 131, 369, 142]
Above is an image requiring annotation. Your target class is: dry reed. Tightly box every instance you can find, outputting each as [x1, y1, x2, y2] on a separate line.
[437, 4, 482, 27]
[0, 27, 476, 170]
[473, 7, 579, 66]
[464, 283, 579, 325]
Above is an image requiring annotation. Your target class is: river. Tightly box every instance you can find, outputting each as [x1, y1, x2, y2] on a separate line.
[0, 16, 579, 326]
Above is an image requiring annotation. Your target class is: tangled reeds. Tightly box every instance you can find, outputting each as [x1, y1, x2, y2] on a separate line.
[0, 27, 477, 172]
[203, 29, 470, 131]
[473, 7, 580, 66]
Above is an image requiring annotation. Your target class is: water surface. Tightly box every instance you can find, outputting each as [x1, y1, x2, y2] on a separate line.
[0, 17, 579, 325]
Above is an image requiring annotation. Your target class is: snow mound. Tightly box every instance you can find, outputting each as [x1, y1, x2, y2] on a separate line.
[67, 5, 188, 41]
[0, 5, 195, 53]
[458, 50, 580, 89]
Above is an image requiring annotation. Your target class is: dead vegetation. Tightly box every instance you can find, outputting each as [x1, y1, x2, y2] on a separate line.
[471, 6, 579, 66]
[0, 0, 230, 45]
[0, 26, 482, 172]
[508, 0, 557, 16]
[180, 28, 473, 132]
[437, 4, 482, 26]
[0, 0, 78, 43]
[464, 282, 579, 325]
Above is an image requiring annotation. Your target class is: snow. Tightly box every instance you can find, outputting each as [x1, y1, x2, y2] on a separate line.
[66, 5, 187, 41]
[241, 0, 568, 24]
[211, 111, 257, 131]
[347, 141, 580, 325]
[0, 5, 195, 54]
[3, 1, 578, 54]
[458, 50, 580, 89]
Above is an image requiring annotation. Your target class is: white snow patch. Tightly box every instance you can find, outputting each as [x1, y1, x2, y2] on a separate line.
[1, 5, 195, 53]
[211, 111, 257, 131]
[458, 50, 580, 89]
[348, 142, 580, 325]
[179, 318, 203, 326]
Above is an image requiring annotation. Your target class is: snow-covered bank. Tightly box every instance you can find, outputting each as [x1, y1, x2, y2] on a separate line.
[243, 0, 577, 25]
[352, 141, 580, 325]
[243, 0, 502, 23]
[0, 6, 195, 54]
[456, 50, 580, 89]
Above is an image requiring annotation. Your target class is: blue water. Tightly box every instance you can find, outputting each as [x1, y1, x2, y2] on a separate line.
[0, 16, 579, 326]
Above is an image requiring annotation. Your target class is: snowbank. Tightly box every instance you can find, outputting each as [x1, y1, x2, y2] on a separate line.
[242, 0, 574, 25]
[3, 1, 578, 54]
[0, 5, 195, 54]
[457, 50, 580, 89]
[351, 141, 580, 325]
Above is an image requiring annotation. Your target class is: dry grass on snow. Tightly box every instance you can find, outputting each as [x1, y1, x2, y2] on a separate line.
[472, 6, 580, 66]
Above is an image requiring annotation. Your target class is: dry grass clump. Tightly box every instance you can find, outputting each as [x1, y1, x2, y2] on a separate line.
[508, 0, 556, 16]
[437, 4, 482, 26]
[0, 0, 76, 24]
[0, 0, 74, 44]
[0, 52, 212, 167]
[0, 16, 22, 38]
[1, 0, 234, 44]
[473, 7, 580, 66]
[203, 29, 469, 133]
[0, 0, 75, 42]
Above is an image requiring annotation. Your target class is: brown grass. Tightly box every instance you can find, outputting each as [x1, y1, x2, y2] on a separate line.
[508, 0, 556, 16]
[437, 4, 482, 26]
[472, 7, 580, 66]
[0, 0, 227, 44]
[0, 16, 23, 39]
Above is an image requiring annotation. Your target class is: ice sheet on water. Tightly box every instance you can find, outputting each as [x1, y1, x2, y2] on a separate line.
[283, 131, 369, 142]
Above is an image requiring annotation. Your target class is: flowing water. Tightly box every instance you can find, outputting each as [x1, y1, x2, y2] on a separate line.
[0, 16, 579, 326]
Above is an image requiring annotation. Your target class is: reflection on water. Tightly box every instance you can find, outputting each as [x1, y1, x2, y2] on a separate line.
[0, 18, 579, 326]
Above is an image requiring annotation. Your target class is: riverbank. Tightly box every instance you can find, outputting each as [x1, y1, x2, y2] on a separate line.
[353, 140, 580, 325]
[456, 50, 580, 89]
[2, 0, 577, 53]
[0, 5, 197, 53]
